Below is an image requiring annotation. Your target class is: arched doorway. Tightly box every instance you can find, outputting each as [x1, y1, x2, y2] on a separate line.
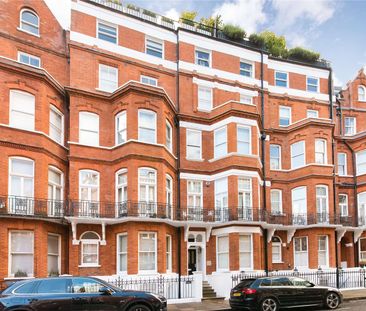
[187, 232, 206, 275]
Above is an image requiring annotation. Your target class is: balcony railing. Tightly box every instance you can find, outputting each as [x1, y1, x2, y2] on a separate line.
[0, 196, 356, 227]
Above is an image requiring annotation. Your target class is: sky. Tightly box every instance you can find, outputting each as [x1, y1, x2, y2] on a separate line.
[48, 0, 366, 87]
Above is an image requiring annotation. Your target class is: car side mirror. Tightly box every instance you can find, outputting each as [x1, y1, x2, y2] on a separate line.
[99, 287, 112, 295]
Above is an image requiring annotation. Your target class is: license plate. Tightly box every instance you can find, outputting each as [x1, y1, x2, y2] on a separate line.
[233, 293, 241, 297]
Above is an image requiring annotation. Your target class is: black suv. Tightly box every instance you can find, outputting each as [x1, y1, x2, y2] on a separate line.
[0, 276, 167, 311]
[230, 276, 342, 311]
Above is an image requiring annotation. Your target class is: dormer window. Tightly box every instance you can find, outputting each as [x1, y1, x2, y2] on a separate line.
[20, 9, 39, 36]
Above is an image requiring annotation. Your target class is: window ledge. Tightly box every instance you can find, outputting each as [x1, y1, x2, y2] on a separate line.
[272, 261, 284, 264]
[197, 108, 212, 113]
[95, 87, 114, 93]
[186, 158, 204, 162]
[78, 265, 101, 268]
[5, 276, 35, 280]
[17, 27, 40, 38]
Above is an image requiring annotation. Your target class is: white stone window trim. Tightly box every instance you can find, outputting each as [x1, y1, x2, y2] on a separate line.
[116, 233, 128, 275]
[195, 47, 211, 68]
[237, 125, 251, 156]
[239, 59, 254, 78]
[216, 235, 229, 272]
[96, 19, 118, 44]
[306, 76, 320, 93]
[270, 144, 282, 170]
[279, 106, 292, 127]
[214, 126, 227, 159]
[337, 152, 347, 176]
[270, 189, 283, 215]
[275, 70, 289, 88]
[315, 138, 327, 165]
[8, 156, 35, 199]
[145, 36, 164, 59]
[79, 111, 100, 147]
[17, 51, 41, 68]
[291, 140, 306, 169]
[18, 8, 40, 37]
[49, 105, 64, 145]
[79, 231, 101, 267]
[339, 194, 348, 217]
[138, 231, 158, 274]
[138, 109, 157, 144]
[239, 234, 254, 271]
[115, 111, 127, 146]
[8, 230, 34, 277]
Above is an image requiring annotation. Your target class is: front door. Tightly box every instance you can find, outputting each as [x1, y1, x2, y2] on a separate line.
[188, 248, 197, 275]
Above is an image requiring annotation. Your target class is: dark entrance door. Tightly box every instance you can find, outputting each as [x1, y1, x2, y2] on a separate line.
[188, 248, 197, 275]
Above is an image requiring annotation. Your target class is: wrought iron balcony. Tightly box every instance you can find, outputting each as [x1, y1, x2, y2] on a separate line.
[0, 196, 64, 218]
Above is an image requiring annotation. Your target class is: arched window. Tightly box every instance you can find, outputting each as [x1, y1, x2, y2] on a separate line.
[20, 9, 39, 36]
[359, 86, 366, 102]
[272, 236, 282, 263]
[80, 231, 100, 266]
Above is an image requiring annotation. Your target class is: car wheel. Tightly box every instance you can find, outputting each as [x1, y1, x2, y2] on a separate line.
[128, 304, 151, 311]
[260, 297, 278, 311]
[325, 292, 340, 309]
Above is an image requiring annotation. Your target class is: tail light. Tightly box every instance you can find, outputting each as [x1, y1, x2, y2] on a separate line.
[241, 288, 257, 295]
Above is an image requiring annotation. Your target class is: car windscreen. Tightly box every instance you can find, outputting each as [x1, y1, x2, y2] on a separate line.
[235, 279, 255, 289]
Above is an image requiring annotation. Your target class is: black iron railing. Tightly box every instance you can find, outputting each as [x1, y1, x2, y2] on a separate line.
[107, 275, 194, 299]
[232, 268, 366, 289]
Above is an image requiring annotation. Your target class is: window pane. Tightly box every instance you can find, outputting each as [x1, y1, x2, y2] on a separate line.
[38, 279, 68, 294]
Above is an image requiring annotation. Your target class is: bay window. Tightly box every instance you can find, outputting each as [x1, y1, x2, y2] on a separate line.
[292, 186, 307, 225]
[138, 109, 156, 144]
[215, 178, 228, 221]
[9, 90, 35, 131]
[49, 105, 64, 144]
[138, 168, 156, 216]
[294, 237, 308, 268]
[271, 189, 282, 215]
[279, 106, 291, 126]
[138, 232, 157, 273]
[214, 127, 227, 158]
[187, 180, 202, 221]
[291, 141, 305, 169]
[9, 231, 34, 277]
[237, 126, 250, 155]
[356, 150, 366, 175]
[217, 236, 229, 271]
[238, 178, 252, 220]
[270, 145, 281, 170]
[315, 139, 327, 164]
[117, 234, 127, 274]
[79, 112, 99, 146]
[316, 186, 328, 223]
[166, 175, 173, 218]
[79, 170, 99, 217]
[48, 167, 63, 216]
[239, 234, 253, 270]
[115, 111, 127, 145]
[116, 169, 127, 216]
[166, 121, 172, 151]
[99, 64, 118, 92]
[198, 86, 212, 111]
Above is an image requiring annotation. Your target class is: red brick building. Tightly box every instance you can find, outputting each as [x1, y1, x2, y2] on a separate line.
[0, 0, 364, 283]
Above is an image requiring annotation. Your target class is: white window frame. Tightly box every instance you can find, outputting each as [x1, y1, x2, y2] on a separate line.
[48, 166, 64, 216]
[359, 238, 366, 262]
[98, 64, 118, 93]
[316, 185, 329, 222]
[307, 109, 319, 118]
[275, 71, 288, 88]
[339, 194, 348, 217]
[216, 235, 229, 272]
[97, 20, 118, 44]
[47, 233, 61, 276]
[239, 60, 253, 78]
[315, 139, 327, 164]
[9, 156, 34, 199]
[239, 94, 253, 105]
[214, 126, 227, 159]
[239, 234, 253, 270]
[187, 180, 203, 209]
[80, 231, 100, 267]
[145, 37, 164, 59]
[138, 167, 157, 203]
[238, 178, 252, 213]
[237, 125, 251, 155]
[79, 169, 100, 202]
[115, 111, 127, 145]
[140, 75, 158, 86]
[291, 141, 306, 169]
[19, 9, 39, 36]
[292, 186, 307, 222]
[356, 150, 366, 176]
[306, 76, 319, 93]
[9, 90, 35, 131]
[198, 86, 213, 111]
[117, 233, 127, 274]
[115, 168, 128, 204]
[186, 129, 202, 160]
[279, 106, 291, 127]
[79, 111, 99, 146]
[344, 117, 356, 136]
[166, 121, 173, 152]
[270, 189, 283, 215]
[294, 236, 308, 268]
[358, 86, 366, 102]
[9, 230, 34, 277]
[338, 153, 347, 176]
[166, 234, 172, 273]
[138, 109, 157, 144]
[270, 144, 281, 170]
[195, 48, 211, 67]
[17, 51, 41, 68]
[138, 232, 157, 274]
[272, 236, 282, 264]
[318, 235, 329, 268]
[49, 105, 64, 145]
[166, 174, 173, 207]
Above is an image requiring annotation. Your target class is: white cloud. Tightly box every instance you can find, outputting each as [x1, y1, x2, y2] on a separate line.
[164, 8, 180, 21]
[271, 0, 336, 31]
[212, 0, 267, 34]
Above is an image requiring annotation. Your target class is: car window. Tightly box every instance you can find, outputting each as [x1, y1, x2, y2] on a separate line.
[271, 278, 292, 286]
[37, 279, 70, 294]
[292, 278, 312, 287]
[72, 278, 105, 294]
[260, 278, 271, 287]
[14, 281, 37, 294]
[236, 279, 255, 289]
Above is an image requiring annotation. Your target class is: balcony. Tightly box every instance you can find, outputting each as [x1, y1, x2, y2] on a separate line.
[0, 196, 64, 218]
[266, 212, 345, 226]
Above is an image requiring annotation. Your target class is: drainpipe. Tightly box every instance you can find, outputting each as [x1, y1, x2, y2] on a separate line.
[260, 50, 269, 274]
[176, 30, 182, 299]
[344, 140, 359, 267]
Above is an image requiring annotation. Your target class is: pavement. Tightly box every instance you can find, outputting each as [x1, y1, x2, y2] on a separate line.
[168, 289, 366, 311]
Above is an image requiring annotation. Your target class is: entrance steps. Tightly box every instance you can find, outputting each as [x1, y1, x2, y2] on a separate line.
[202, 280, 225, 301]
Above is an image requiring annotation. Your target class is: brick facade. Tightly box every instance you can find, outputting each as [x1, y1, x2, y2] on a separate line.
[0, 0, 365, 282]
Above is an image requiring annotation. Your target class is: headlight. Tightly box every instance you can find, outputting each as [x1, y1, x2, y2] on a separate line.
[150, 293, 166, 302]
